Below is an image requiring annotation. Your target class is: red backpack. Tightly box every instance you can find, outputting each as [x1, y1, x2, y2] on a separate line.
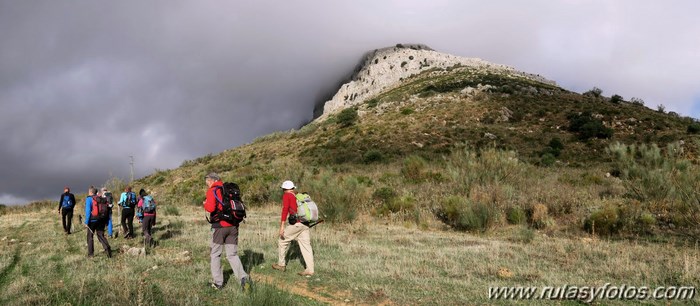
[90, 195, 111, 221]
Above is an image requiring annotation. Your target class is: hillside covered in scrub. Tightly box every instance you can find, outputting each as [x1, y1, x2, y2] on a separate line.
[2, 46, 700, 305]
[135, 46, 700, 240]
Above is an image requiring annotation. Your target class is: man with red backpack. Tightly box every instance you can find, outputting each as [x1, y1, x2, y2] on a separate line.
[203, 172, 249, 291]
[84, 187, 112, 258]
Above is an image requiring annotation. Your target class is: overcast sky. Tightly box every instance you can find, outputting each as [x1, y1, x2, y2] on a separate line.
[1, 1, 699, 205]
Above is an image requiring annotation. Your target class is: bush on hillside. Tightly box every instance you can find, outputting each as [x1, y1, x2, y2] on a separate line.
[610, 94, 624, 104]
[401, 155, 427, 183]
[336, 108, 359, 127]
[567, 112, 614, 140]
[372, 187, 398, 203]
[362, 150, 384, 163]
[687, 123, 700, 134]
[365, 98, 379, 108]
[607, 142, 700, 229]
[583, 87, 603, 98]
[435, 196, 498, 232]
[584, 205, 621, 236]
[506, 206, 526, 225]
[528, 203, 551, 229]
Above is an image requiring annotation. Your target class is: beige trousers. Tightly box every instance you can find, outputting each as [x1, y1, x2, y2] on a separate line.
[278, 222, 314, 273]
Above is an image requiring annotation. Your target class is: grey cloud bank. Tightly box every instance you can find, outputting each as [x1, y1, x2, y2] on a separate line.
[1, 0, 699, 204]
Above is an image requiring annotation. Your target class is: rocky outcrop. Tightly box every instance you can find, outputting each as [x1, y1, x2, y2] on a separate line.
[317, 44, 555, 119]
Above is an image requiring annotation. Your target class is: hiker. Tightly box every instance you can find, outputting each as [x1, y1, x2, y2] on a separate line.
[118, 186, 137, 239]
[84, 187, 112, 258]
[100, 187, 115, 238]
[203, 172, 249, 290]
[272, 180, 314, 276]
[57, 187, 76, 234]
[137, 189, 156, 248]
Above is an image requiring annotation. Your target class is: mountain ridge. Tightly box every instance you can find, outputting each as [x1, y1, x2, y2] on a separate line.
[316, 43, 556, 119]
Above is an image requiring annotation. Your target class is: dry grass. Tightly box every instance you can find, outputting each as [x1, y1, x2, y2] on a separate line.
[2, 204, 698, 305]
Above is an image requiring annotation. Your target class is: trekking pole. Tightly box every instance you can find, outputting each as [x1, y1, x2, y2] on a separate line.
[308, 219, 324, 229]
[79, 215, 94, 235]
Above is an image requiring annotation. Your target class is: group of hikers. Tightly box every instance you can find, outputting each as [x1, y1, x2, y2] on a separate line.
[58, 185, 157, 257]
[57, 173, 318, 291]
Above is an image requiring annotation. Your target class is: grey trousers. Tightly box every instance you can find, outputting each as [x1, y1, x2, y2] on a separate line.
[210, 228, 248, 286]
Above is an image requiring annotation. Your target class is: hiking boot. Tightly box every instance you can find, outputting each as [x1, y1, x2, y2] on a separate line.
[241, 276, 251, 292]
[271, 264, 286, 272]
[210, 283, 223, 290]
[297, 271, 314, 277]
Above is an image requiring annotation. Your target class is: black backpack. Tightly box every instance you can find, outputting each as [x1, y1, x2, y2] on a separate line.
[208, 182, 246, 225]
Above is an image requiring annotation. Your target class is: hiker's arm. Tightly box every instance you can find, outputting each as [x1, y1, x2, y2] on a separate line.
[279, 220, 285, 238]
[84, 198, 91, 224]
[70, 194, 76, 207]
[58, 195, 62, 212]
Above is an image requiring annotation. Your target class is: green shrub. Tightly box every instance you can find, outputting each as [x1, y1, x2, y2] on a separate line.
[401, 155, 427, 183]
[528, 203, 551, 229]
[506, 206, 526, 224]
[380, 195, 415, 214]
[362, 150, 384, 163]
[400, 107, 414, 115]
[584, 205, 621, 236]
[336, 108, 358, 127]
[567, 112, 613, 140]
[372, 187, 398, 203]
[540, 153, 556, 167]
[687, 123, 700, 134]
[610, 94, 624, 104]
[435, 196, 498, 232]
[366, 98, 379, 108]
[607, 142, 700, 229]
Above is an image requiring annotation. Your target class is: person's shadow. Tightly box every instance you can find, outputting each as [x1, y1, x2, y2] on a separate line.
[223, 249, 265, 286]
[284, 241, 307, 269]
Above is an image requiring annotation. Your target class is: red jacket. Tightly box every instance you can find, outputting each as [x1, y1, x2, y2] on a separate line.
[280, 192, 299, 223]
[205, 180, 235, 227]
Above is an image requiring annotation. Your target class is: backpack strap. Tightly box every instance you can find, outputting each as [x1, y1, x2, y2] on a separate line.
[212, 186, 224, 212]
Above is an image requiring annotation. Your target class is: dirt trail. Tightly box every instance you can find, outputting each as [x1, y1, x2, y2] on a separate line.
[254, 274, 393, 305]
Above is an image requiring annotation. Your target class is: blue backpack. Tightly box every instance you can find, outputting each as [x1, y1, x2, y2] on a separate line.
[61, 195, 74, 209]
[122, 192, 137, 209]
[142, 196, 156, 213]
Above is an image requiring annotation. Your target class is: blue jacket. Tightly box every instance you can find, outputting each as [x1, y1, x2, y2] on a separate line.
[85, 196, 97, 224]
[85, 196, 114, 233]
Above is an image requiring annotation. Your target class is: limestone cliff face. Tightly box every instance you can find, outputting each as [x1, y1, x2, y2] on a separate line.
[317, 44, 555, 119]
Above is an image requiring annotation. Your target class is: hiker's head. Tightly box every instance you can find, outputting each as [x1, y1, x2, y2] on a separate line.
[125, 186, 132, 192]
[204, 172, 221, 187]
[139, 189, 147, 198]
[64, 187, 70, 193]
[88, 187, 96, 195]
[281, 180, 296, 192]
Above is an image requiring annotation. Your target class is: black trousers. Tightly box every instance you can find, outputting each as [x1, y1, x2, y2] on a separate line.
[87, 220, 111, 256]
[142, 215, 155, 247]
[121, 208, 135, 237]
[61, 208, 73, 233]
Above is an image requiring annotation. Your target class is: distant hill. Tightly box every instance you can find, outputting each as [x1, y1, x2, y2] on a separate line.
[137, 44, 699, 238]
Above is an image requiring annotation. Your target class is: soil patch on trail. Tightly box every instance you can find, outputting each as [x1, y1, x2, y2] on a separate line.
[254, 273, 393, 305]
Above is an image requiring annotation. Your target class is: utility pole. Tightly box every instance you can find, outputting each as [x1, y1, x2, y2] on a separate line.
[129, 155, 134, 183]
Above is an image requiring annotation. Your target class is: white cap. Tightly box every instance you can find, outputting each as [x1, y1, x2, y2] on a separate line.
[281, 180, 296, 190]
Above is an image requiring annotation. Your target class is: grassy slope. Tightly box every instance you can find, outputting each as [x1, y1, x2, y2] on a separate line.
[2, 204, 699, 305]
[2, 66, 700, 305]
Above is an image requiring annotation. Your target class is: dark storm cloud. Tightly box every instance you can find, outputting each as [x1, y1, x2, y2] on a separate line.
[1, 1, 699, 204]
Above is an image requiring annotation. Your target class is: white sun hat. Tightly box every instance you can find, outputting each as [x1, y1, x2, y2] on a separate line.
[281, 180, 296, 190]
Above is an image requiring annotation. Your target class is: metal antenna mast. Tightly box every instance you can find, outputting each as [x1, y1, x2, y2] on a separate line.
[129, 155, 134, 183]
